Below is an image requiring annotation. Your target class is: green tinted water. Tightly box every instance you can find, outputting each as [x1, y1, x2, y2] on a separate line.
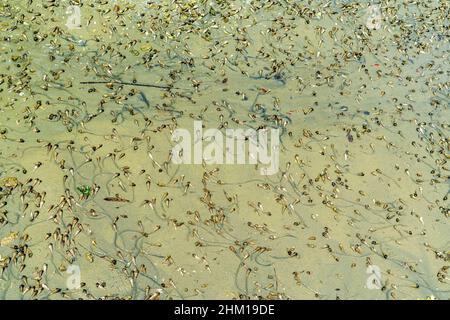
[0, 0, 448, 300]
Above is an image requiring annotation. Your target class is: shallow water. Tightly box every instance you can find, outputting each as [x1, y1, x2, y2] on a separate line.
[0, 0, 449, 300]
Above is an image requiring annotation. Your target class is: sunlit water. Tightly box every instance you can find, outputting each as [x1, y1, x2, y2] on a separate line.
[0, 0, 448, 300]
